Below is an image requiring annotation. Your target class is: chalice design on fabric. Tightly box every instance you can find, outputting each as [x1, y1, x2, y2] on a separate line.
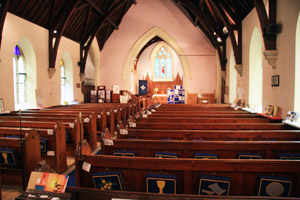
[157, 180, 166, 194]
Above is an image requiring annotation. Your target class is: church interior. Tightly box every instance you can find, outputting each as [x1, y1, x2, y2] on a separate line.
[0, 0, 300, 199]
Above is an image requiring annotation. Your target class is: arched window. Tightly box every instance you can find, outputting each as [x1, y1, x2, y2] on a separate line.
[153, 46, 173, 81]
[60, 59, 66, 104]
[13, 45, 26, 104]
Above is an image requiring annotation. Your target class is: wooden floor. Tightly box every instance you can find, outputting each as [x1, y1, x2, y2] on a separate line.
[2, 185, 23, 200]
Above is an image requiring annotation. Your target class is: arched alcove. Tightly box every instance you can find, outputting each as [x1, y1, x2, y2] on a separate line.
[229, 48, 236, 103]
[15, 37, 37, 110]
[249, 27, 263, 110]
[294, 11, 300, 112]
[123, 27, 191, 94]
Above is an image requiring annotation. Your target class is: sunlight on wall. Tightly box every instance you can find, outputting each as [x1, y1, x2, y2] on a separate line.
[249, 27, 263, 108]
[61, 51, 74, 104]
[229, 49, 236, 103]
[294, 11, 300, 112]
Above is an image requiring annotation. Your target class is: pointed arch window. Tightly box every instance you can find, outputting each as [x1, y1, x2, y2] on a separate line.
[153, 46, 173, 81]
[13, 45, 26, 104]
[61, 59, 66, 104]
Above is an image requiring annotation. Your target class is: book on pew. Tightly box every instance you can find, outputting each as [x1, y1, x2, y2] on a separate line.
[27, 171, 69, 193]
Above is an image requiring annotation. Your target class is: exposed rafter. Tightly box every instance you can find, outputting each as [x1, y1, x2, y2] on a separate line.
[48, 0, 81, 78]
[254, 0, 278, 69]
[173, 0, 227, 71]
[208, 0, 243, 75]
[78, 0, 134, 77]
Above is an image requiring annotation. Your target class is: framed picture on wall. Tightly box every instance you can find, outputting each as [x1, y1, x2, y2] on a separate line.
[0, 98, 4, 112]
[272, 75, 280, 87]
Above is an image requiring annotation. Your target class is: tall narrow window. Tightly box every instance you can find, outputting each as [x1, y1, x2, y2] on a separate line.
[13, 45, 26, 104]
[61, 59, 66, 104]
[154, 46, 173, 81]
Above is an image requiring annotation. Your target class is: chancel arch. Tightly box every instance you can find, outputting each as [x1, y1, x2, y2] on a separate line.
[123, 27, 191, 95]
[294, 11, 300, 112]
[249, 27, 263, 111]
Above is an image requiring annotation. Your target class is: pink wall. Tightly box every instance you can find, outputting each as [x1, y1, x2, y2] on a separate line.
[100, 0, 216, 93]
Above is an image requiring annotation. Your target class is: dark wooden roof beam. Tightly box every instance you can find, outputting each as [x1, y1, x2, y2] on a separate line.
[85, 0, 119, 31]
[79, 0, 129, 75]
[209, 0, 242, 67]
[253, 0, 278, 68]
[48, 0, 81, 79]
[175, 0, 227, 71]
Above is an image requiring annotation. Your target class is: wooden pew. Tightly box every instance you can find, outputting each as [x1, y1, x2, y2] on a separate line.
[134, 122, 286, 130]
[156, 104, 233, 111]
[75, 155, 300, 196]
[0, 129, 40, 187]
[137, 117, 271, 123]
[151, 110, 250, 115]
[4, 112, 96, 151]
[67, 186, 300, 200]
[123, 129, 300, 141]
[0, 121, 67, 173]
[147, 113, 259, 118]
[101, 139, 300, 159]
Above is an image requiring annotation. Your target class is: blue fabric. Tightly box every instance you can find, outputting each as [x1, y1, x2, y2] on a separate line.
[237, 153, 262, 159]
[0, 149, 17, 165]
[194, 153, 218, 159]
[67, 170, 76, 187]
[40, 139, 48, 154]
[93, 171, 124, 191]
[113, 150, 136, 157]
[198, 175, 231, 195]
[278, 153, 300, 160]
[154, 152, 178, 158]
[257, 175, 292, 197]
[139, 80, 148, 96]
[146, 173, 176, 194]
[95, 150, 102, 155]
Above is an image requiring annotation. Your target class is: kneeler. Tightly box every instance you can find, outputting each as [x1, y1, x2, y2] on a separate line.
[237, 153, 262, 159]
[0, 149, 17, 165]
[198, 175, 231, 195]
[113, 150, 136, 157]
[40, 138, 48, 154]
[93, 171, 124, 191]
[278, 153, 300, 160]
[194, 153, 218, 159]
[146, 173, 177, 194]
[256, 175, 292, 197]
[154, 152, 178, 158]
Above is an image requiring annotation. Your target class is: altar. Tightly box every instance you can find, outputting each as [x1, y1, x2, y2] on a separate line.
[152, 94, 168, 104]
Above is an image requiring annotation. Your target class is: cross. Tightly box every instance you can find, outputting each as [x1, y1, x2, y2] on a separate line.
[140, 85, 146, 91]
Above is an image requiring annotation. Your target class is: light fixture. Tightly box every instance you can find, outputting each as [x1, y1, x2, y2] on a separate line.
[53, 30, 57, 34]
[223, 27, 228, 34]
[217, 37, 222, 42]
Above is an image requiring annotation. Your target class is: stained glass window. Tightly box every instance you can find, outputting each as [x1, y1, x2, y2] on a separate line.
[154, 46, 173, 80]
[13, 45, 26, 104]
